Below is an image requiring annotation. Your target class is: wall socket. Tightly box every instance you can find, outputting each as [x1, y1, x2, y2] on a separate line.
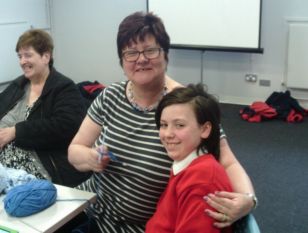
[245, 74, 258, 82]
[259, 79, 271, 87]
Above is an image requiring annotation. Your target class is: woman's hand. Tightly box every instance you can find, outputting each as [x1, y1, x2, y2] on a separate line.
[89, 147, 111, 173]
[204, 191, 254, 228]
[0, 127, 16, 149]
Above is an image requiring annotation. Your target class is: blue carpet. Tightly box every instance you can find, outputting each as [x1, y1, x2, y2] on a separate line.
[220, 103, 308, 233]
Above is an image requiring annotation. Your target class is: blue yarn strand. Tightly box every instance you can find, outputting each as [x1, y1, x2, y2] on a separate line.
[4, 179, 57, 217]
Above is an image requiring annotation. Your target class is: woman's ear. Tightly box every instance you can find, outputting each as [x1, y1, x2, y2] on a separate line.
[200, 121, 212, 139]
[42, 52, 51, 65]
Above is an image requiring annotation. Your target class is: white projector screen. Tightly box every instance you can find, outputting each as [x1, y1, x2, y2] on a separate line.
[147, 0, 263, 53]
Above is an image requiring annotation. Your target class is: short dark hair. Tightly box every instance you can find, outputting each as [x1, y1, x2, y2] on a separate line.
[15, 29, 54, 69]
[155, 83, 221, 159]
[117, 11, 170, 66]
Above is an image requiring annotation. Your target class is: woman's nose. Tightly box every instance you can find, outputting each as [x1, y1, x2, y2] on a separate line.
[19, 56, 26, 65]
[136, 52, 148, 63]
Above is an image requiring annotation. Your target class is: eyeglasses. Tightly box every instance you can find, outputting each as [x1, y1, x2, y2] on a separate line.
[122, 47, 163, 62]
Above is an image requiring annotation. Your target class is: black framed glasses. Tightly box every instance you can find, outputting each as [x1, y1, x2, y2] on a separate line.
[122, 47, 163, 62]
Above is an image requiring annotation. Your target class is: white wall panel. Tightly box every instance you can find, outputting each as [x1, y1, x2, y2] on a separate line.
[286, 21, 308, 89]
[0, 0, 49, 85]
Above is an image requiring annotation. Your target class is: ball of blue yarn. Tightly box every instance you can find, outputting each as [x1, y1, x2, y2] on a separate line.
[4, 179, 57, 217]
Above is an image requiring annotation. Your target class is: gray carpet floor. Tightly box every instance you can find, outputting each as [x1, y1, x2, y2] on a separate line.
[220, 103, 308, 233]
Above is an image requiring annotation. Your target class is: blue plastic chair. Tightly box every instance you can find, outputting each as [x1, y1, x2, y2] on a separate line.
[233, 214, 261, 233]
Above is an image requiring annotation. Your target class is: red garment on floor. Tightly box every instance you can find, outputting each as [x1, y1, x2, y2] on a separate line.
[287, 109, 304, 123]
[240, 101, 277, 122]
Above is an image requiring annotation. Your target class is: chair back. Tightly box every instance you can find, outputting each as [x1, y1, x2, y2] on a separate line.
[233, 214, 261, 233]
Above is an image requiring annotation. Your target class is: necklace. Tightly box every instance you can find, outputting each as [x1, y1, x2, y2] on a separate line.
[127, 81, 167, 113]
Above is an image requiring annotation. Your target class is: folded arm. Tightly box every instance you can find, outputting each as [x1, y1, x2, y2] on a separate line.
[15, 82, 86, 150]
[0, 127, 16, 148]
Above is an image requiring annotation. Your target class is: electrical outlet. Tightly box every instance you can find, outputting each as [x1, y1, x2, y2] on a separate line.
[259, 79, 271, 87]
[245, 74, 258, 82]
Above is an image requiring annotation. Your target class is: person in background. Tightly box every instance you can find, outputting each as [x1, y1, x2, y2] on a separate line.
[0, 29, 89, 187]
[68, 11, 256, 232]
[146, 83, 233, 233]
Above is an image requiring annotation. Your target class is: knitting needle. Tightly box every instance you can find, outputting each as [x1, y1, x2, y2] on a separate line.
[97, 127, 119, 163]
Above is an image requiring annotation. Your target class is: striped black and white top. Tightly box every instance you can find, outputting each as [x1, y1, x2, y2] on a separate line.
[79, 81, 227, 232]
[79, 81, 172, 232]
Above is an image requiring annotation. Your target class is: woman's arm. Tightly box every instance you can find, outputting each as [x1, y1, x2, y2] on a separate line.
[68, 115, 109, 173]
[15, 78, 86, 150]
[204, 138, 256, 228]
[220, 138, 254, 193]
[0, 127, 15, 148]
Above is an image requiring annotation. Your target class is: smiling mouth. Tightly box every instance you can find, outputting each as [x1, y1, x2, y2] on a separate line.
[136, 68, 151, 72]
[165, 142, 179, 149]
[22, 64, 33, 71]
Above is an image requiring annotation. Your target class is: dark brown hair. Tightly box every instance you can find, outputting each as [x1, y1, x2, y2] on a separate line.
[16, 29, 54, 69]
[117, 11, 170, 66]
[155, 83, 221, 160]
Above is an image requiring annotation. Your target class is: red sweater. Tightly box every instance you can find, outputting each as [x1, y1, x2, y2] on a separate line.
[146, 154, 233, 233]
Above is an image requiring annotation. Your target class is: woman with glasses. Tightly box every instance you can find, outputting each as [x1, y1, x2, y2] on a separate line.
[68, 11, 256, 232]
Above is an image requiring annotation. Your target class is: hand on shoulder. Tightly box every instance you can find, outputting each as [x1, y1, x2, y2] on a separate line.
[204, 191, 256, 228]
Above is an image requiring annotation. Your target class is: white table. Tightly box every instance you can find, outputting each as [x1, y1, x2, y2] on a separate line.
[0, 184, 96, 233]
